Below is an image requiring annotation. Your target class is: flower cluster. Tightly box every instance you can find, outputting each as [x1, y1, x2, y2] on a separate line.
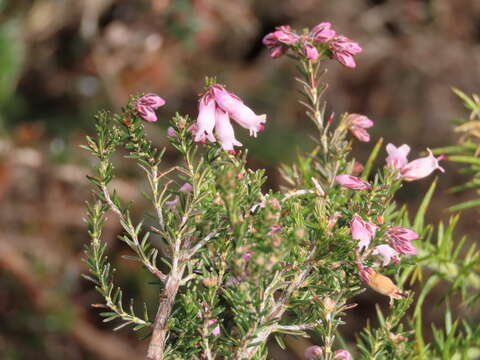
[262, 22, 362, 68]
[386, 144, 445, 181]
[193, 85, 266, 151]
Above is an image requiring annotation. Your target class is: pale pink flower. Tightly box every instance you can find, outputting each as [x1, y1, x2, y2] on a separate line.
[386, 144, 410, 170]
[386, 226, 418, 255]
[137, 93, 166, 108]
[335, 175, 371, 190]
[269, 224, 282, 236]
[207, 319, 220, 336]
[304, 43, 319, 60]
[304, 345, 323, 359]
[310, 22, 336, 42]
[372, 244, 399, 266]
[351, 214, 377, 250]
[167, 127, 176, 138]
[347, 113, 373, 142]
[136, 104, 158, 122]
[401, 149, 445, 181]
[194, 94, 216, 143]
[180, 183, 193, 192]
[214, 108, 242, 151]
[213, 86, 266, 137]
[350, 126, 370, 142]
[347, 114, 373, 128]
[334, 349, 352, 360]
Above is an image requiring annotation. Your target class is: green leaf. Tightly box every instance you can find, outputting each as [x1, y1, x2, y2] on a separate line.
[413, 178, 437, 232]
[448, 199, 480, 212]
[361, 137, 384, 180]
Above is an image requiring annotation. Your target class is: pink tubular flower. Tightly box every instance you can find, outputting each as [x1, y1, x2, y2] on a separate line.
[194, 94, 216, 143]
[335, 175, 371, 190]
[304, 43, 319, 61]
[372, 244, 399, 266]
[304, 346, 323, 359]
[386, 226, 418, 255]
[213, 86, 266, 137]
[400, 149, 445, 181]
[137, 93, 166, 108]
[334, 350, 352, 360]
[269, 45, 287, 58]
[274, 26, 299, 45]
[310, 22, 336, 42]
[214, 108, 242, 151]
[136, 93, 165, 122]
[347, 113, 374, 142]
[136, 105, 158, 122]
[167, 126, 176, 138]
[180, 183, 193, 192]
[351, 214, 377, 250]
[330, 35, 362, 68]
[386, 143, 410, 170]
[207, 319, 220, 336]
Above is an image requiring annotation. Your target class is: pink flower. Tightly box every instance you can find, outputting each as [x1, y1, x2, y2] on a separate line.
[269, 45, 287, 58]
[189, 123, 205, 144]
[304, 346, 323, 359]
[351, 214, 377, 250]
[347, 113, 374, 142]
[136, 93, 165, 122]
[310, 22, 336, 42]
[214, 108, 242, 151]
[335, 175, 371, 190]
[348, 114, 373, 128]
[332, 51, 357, 68]
[137, 93, 166, 108]
[386, 226, 418, 255]
[243, 250, 254, 262]
[180, 183, 193, 192]
[372, 244, 399, 266]
[274, 26, 299, 45]
[400, 149, 445, 181]
[304, 43, 319, 61]
[334, 350, 352, 360]
[269, 224, 282, 235]
[136, 105, 158, 122]
[207, 319, 220, 336]
[386, 144, 410, 170]
[262, 33, 278, 47]
[331, 36, 362, 54]
[167, 127, 176, 138]
[358, 264, 374, 283]
[330, 36, 362, 68]
[194, 94, 216, 143]
[213, 86, 266, 137]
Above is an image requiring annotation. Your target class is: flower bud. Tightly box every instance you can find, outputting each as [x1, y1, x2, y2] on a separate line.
[334, 349, 352, 360]
[304, 346, 323, 359]
[335, 175, 371, 190]
[310, 22, 336, 42]
[136, 93, 166, 109]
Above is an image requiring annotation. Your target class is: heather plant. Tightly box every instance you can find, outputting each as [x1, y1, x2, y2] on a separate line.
[83, 22, 479, 360]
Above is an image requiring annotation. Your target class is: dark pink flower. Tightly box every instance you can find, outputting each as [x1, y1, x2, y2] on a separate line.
[304, 43, 319, 61]
[136, 93, 165, 122]
[310, 22, 336, 42]
[330, 35, 362, 68]
[386, 226, 418, 255]
[335, 175, 371, 190]
[347, 113, 374, 142]
[274, 26, 299, 45]
[269, 45, 287, 59]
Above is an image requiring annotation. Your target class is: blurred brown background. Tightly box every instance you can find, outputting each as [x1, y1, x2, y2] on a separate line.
[1, 0, 480, 359]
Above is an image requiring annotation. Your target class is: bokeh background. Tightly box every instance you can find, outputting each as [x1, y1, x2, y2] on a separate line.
[1, 0, 480, 359]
